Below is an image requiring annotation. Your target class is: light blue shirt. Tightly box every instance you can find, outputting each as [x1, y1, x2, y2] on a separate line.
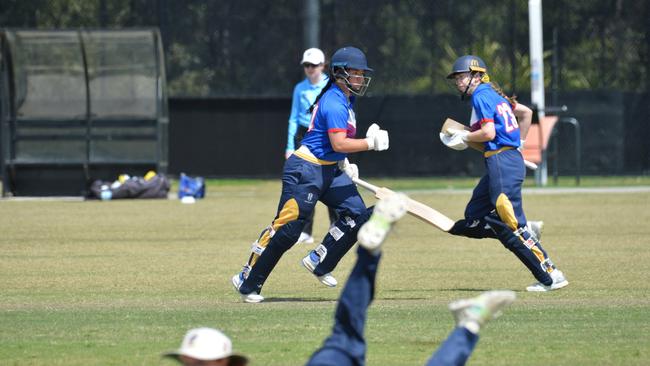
[286, 74, 329, 153]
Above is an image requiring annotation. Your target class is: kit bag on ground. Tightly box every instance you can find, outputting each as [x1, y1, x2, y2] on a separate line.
[178, 173, 205, 199]
[89, 171, 170, 200]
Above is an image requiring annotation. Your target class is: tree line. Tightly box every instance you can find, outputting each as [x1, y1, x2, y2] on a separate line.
[1, 0, 648, 97]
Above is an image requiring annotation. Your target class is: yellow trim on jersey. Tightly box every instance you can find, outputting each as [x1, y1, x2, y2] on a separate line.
[249, 198, 300, 267]
[294, 145, 337, 165]
[496, 193, 519, 231]
[484, 146, 515, 158]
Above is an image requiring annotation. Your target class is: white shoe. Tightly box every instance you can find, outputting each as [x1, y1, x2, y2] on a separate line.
[240, 292, 265, 303]
[526, 269, 569, 292]
[296, 232, 315, 245]
[449, 290, 516, 332]
[526, 220, 544, 240]
[231, 272, 265, 303]
[231, 272, 243, 291]
[358, 193, 408, 252]
[301, 253, 337, 287]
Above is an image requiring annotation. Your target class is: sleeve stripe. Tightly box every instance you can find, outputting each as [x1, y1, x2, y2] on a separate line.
[479, 118, 494, 125]
[328, 128, 347, 133]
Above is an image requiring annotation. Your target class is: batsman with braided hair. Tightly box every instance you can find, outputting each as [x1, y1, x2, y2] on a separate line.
[442, 55, 569, 292]
[231, 46, 390, 303]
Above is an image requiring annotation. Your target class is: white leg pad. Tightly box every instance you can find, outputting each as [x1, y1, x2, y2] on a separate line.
[314, 244, 327, 261]
[250, 241, 265, 256]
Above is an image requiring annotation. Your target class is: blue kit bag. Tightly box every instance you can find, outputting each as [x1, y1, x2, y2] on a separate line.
[178, 173, 206, 199]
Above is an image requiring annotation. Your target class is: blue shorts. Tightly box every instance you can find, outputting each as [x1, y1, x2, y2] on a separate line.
[281, 155, 366, 221]
[464, 149, 527, 226]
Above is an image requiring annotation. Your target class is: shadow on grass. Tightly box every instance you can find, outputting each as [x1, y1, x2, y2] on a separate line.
[385, 288, 495, 293]
[262, 297, 336, 303]
[437, 288, 498, 292]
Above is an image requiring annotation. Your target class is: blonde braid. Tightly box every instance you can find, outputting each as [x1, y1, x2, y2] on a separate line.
[488, 79, 518, 106]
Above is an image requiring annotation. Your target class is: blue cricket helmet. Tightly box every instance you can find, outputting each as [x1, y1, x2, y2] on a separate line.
[330, 46, 373, 72]
[447, 55, 487, 78]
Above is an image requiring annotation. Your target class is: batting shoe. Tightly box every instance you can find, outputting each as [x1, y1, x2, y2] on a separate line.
[448, 290, 517, 334]
[357, 193, 408, 253]
[231, 271, 264, 303]
[296, 232, 315, 245]
[301, 251, 337, 287]
[527, 220, 544, 240]
[526, 269, 569, 292]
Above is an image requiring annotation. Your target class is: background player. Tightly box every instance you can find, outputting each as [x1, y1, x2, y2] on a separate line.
[231, 46, 389, 303]
[442, 55, 568, 292]
[286, 48, 338, 245]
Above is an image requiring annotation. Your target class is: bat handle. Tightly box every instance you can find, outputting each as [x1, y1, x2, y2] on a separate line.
[524, 160, 538, 170]
[352, 178, 379, 194]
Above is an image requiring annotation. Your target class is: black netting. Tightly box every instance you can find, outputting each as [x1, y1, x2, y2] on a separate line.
[84, 31, 159, 118]
[11, 31, 86, 118]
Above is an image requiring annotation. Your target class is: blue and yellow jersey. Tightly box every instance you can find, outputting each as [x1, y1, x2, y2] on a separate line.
[301, 84, 357, 162]
[469, 83, 520, 152]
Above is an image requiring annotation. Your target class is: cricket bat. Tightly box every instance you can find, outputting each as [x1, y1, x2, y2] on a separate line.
[352, 177, 454, 232]
[440, 118, 538, 170]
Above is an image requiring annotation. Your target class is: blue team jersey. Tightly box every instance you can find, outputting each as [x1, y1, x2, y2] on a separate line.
[301, 84, 357, 162]
[469, 83, 520, 152]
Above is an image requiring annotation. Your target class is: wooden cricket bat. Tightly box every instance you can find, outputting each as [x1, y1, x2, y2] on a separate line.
[352, 177, 454, 232]
[440, 118, 538, 170]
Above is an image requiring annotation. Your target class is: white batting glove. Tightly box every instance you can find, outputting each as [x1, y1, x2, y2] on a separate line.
[447, 128, 470, 141]
[517, 139, 526, 152]
[365, 123, 390, 151]
[338, 158, 359, 180]
[439, 128, 469, 151]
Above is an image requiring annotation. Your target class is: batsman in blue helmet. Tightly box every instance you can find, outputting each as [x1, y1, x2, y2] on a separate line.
[231, 46, 390, 303]
[443, 55, 569, 292]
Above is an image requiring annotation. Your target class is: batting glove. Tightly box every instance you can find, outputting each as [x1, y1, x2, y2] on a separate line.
[338, 158, 359, 180]
[440, 128, 469, 151]
[517, 139, 526, 152]
[365, 123, 389, 151]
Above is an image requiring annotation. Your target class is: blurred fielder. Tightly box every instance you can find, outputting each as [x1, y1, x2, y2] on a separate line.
[307, 193, 517, 366]
[232, 46, 390, 303]
[441, 55, 568, 292]
[203, 195, 517, 365]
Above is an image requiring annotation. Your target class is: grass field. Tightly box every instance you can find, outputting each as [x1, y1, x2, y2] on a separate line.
[1, 178, 649, 365]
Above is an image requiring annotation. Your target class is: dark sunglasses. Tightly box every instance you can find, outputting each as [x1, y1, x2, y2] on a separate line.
[303, 63, 321, 68]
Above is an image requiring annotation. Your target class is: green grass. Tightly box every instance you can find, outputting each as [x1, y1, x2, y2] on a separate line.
[1, 179, 649, 365]
[203, 175, 650, 190]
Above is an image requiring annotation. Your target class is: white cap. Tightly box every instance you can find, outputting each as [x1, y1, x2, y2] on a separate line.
[164, 328, 247, 363]
[301, 48, 325, 65]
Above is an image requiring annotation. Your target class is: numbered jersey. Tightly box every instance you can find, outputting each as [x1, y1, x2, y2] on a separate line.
[469, 83, 520, 152]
